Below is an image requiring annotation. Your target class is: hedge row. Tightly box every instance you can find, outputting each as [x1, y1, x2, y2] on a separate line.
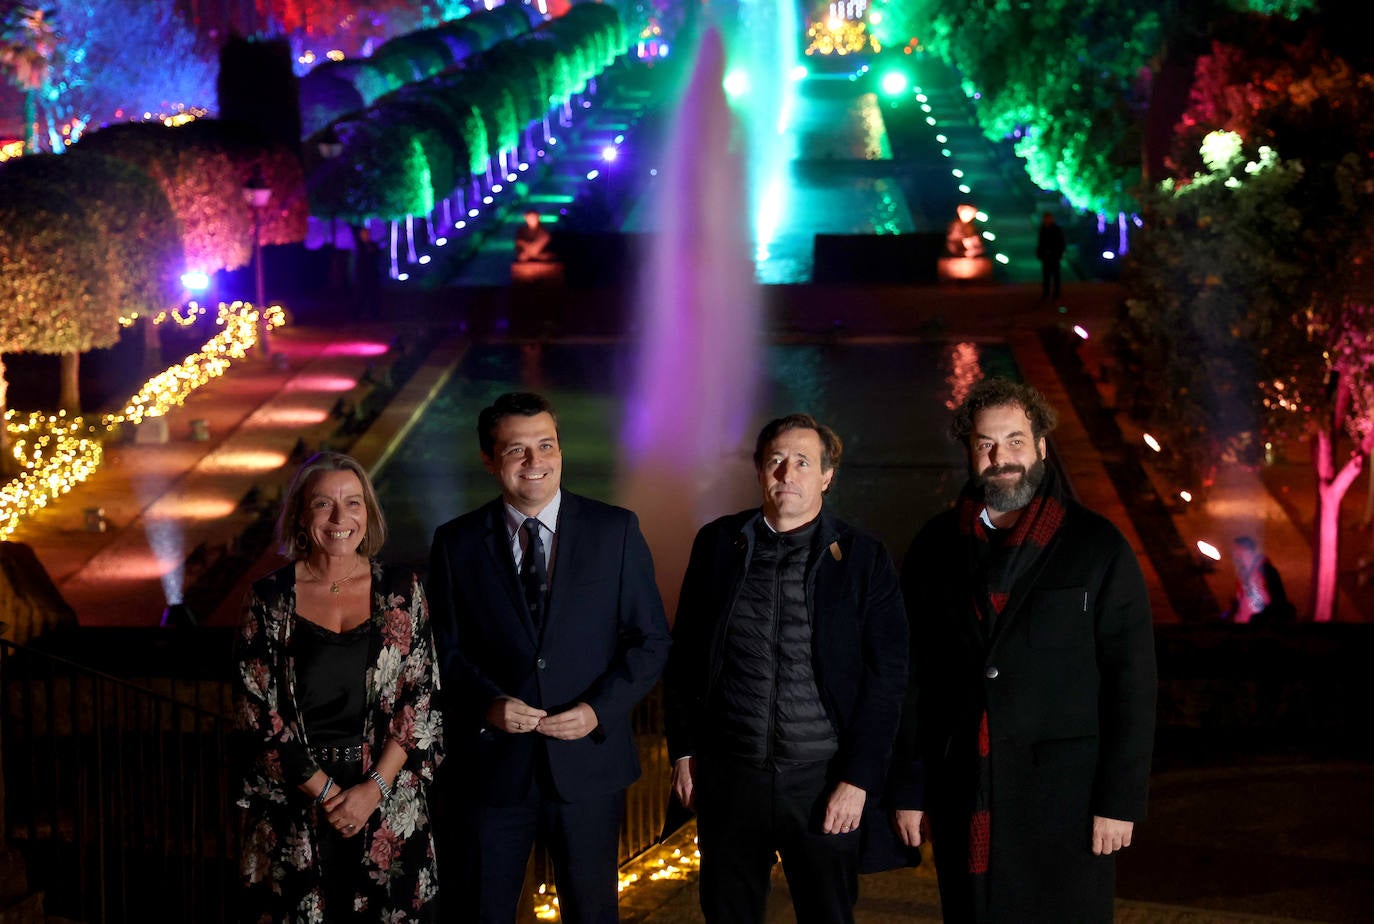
[307, 3, 627, 223]
[298, 3, 538, 136]
[71, 120, 308, 274]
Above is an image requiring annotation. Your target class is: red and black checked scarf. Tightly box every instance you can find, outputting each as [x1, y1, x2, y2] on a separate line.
[955, 459, 1067, 911]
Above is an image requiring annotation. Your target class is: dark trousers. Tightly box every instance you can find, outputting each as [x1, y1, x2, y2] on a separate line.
[449, 766, 623, 924]
[696, 758, 860, 924]
[1040, 259, 1061, 298]
[316, 756, 367, 922]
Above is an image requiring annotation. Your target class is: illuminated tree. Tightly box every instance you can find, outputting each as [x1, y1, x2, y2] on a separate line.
[75, 121, 254, 275]
[42, 0, 216, 144]
[4, 149, 184, 380]
[0, 4, 60, 152]
[175, 118, 309, 247]
[869, 0, 922, 51]
[1121, 129, 1374, 622]
[0, 169, 115, 418]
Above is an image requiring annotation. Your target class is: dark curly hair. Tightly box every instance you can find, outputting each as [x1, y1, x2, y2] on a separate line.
[949, 377, 1058, 445]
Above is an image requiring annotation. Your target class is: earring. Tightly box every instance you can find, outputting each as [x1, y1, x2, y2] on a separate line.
[296, 529, 310, 555]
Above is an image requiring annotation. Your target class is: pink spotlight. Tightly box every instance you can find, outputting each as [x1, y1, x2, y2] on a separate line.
[325, 341, 390, 357]
[259, 406, 330, 426]
[289, 374, 358, 392]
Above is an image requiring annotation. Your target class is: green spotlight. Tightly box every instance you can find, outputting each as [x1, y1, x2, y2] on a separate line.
[723, 69, 750, 98]
[880, 71, 909, 96]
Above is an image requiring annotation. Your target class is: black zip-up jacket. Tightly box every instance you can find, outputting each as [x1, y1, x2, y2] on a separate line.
[713, 517, 839, 767]
[665, 507, 908, 795]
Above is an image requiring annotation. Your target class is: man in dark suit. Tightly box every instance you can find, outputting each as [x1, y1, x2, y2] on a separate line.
[428, 391, 670, 924]
[890, 377, 1156, 922]
[664, 413, 908, 924]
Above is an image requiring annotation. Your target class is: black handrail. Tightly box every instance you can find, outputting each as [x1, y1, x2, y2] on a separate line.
[2, 633, 674, 921]
[0, 637, 237, 923]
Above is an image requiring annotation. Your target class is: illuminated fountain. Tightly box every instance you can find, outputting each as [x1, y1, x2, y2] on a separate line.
[618, 23, 781, 611]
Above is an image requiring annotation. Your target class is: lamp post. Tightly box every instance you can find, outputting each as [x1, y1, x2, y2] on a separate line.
[317, 131, 345, 293]
[242, 175, 272, 357]
[318, 130, 344, 249]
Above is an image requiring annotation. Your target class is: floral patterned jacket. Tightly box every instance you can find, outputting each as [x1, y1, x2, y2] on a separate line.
[233, 561, 444, 922]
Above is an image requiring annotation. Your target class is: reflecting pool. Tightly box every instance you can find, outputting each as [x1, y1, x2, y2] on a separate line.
[375, 337, 1017, 593]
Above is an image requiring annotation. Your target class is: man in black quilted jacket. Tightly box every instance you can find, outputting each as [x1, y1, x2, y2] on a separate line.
[664, 413, 909, 924]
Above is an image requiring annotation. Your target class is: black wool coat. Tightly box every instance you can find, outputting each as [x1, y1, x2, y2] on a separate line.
[890, 500, 1157, 922]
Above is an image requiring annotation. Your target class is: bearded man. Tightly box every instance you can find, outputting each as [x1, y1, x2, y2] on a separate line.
[888, 377, 1156, 923]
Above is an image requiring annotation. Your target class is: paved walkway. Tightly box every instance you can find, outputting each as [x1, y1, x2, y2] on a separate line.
[616, 760, 1373, 924]
[11, 323, 431, 630]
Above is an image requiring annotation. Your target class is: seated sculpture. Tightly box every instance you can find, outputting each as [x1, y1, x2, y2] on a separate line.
[945, 203, 985, 259]
[938, 203, 993, 282]
[514, 210, 555, 263]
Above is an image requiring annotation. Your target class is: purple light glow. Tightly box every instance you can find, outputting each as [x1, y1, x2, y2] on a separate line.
[620, 28, 762, 614]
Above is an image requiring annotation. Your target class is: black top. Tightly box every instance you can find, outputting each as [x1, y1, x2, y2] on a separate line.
[292, 617, 370, 745]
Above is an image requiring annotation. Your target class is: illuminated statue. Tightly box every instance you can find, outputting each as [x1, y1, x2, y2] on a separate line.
[945, 203, 984, 259]
[514, 210, 554, 263]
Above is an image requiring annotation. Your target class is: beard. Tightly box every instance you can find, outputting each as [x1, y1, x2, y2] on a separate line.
[978, 457, 1047, 513]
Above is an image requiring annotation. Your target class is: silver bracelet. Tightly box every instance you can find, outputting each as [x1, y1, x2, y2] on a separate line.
[314, 777, 334, 805]
[368, 768, 392, 800]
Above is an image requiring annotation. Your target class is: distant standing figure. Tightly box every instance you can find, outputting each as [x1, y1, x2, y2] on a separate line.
[1226, 536, 1295, 624]
[514, 210, 555, 263]
[1036, 212, 1066, 299]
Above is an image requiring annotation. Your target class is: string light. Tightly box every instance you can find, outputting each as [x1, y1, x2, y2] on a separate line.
[0, 302, 282, 538]
[528, 825, 702, 920]
[103, 302, 283, 428]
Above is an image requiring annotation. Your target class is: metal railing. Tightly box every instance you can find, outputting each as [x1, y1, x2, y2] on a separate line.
[0, 637, 237, 923]
[2, 631, 675, 922]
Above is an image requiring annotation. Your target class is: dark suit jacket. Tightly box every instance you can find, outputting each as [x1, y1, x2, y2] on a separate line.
[892, 499, 1156, 921]
[428, 491, 670, 804]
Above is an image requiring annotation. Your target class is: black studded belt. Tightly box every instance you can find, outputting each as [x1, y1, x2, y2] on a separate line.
[311, 742, 364, 763]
